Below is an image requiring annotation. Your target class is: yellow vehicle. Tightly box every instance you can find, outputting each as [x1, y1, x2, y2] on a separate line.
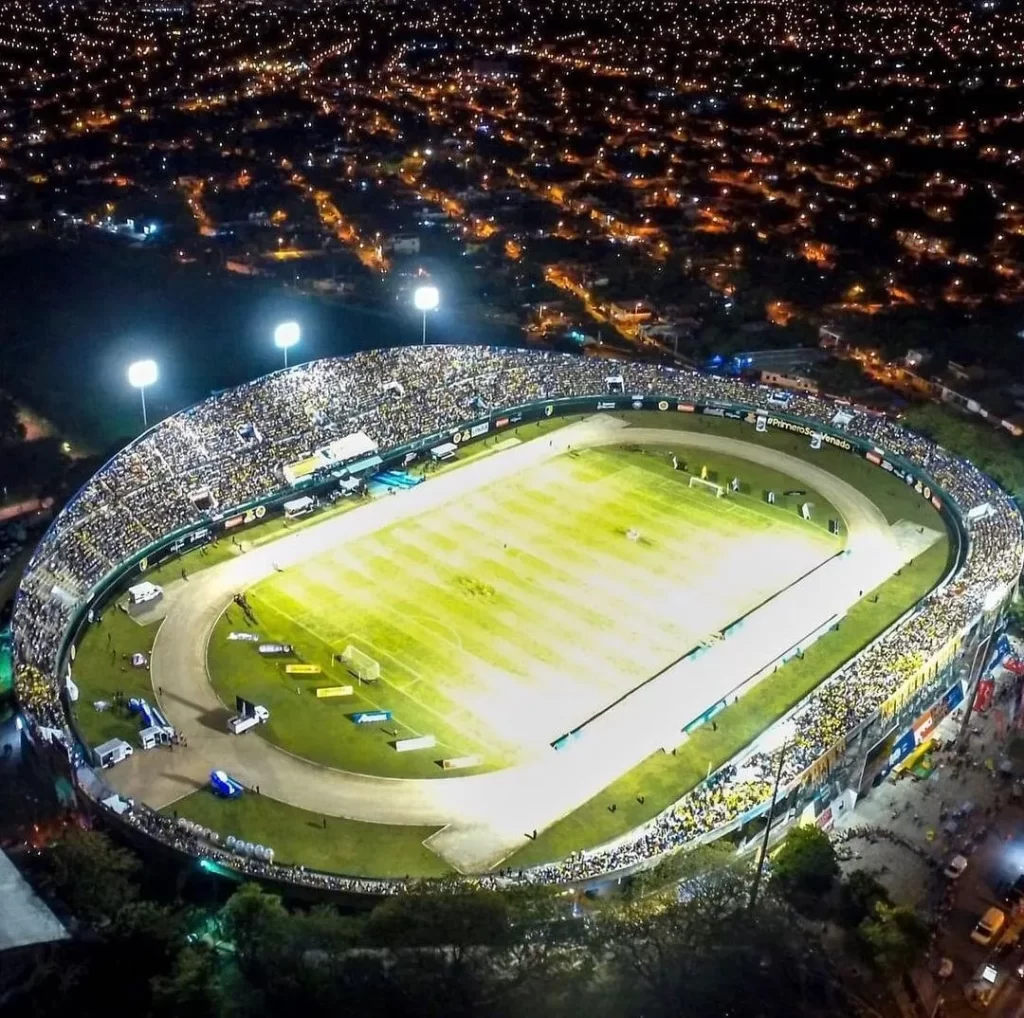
[971, 907, 1007, 947]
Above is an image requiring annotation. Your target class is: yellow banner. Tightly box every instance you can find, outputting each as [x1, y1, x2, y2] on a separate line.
[286, 664, 322, 675]
[316, 685, 353, 698]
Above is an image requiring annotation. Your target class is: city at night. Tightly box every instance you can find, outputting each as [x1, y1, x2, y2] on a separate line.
[2, 0, 1024, 1015]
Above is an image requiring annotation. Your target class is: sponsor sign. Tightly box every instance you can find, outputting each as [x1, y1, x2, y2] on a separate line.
[631, 399, 643, 409]
[912, 709, 935, 744]
[724, 409, 745, 420]
[171, 527, 212, 554]
[544, 404, 554, 417]
[755, 414, 767, 433]
[597, 401, 617, 410]
[887, 729, 917, 770]
[763, 416, 851, 449]
[677, 403, 695, 413]
[315, 685, 353, 698]
[469, 422, 490, 439]
[931, 495, 942, 510]
[285, 664, 322, 674]
[881, 459, 894, 473]
[442, 755, 482, 770]
[810, 432, 823, 450]
[225, 504, 267, 529]
[395, 734, 437, 752]
[761, 413, 847, 446]
[783, 489, 807, 496]
[510, 412, 523, 424]
[657, 400, 669, 411]
[495, 417, 510, 428]
[138, 556, 149, 573]
[228, 632, 260, 642]
[351, 710, 391, 725]
[703, 406, 725, 417]
[258, 643, 293, 656]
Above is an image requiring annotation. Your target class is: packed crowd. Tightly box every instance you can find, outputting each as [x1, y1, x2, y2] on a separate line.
[13, 345, 1024, 888]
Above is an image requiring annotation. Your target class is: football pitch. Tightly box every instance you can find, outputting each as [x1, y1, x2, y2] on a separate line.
[208, 443, 841, 778]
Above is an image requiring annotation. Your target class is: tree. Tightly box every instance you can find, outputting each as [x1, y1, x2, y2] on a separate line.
[770, 825, 839, 903]
[1005, 597, 1024, 635]
[220, 882, 289, 977]
[151, 944, 223, 1018]
[839, 869, 890, 926]
[36, 828, 140, 925]
[857, 901, 929, 973]
[601, 864, 851, 1018]
[364, 889, 512, 949]
[0, 391, 24, 445]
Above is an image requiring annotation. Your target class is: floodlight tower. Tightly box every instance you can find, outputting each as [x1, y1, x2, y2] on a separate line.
[273, 321, 301, 368]
[413, 285, 439, 345]
[127, 359, 158, 430]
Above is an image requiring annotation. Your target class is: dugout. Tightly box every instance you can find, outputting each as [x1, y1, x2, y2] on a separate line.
[430, 442, 458, 462]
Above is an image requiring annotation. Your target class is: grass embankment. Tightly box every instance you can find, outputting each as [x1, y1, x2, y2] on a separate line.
[163, 788, 451, 879]
[69, 608, 161, 747]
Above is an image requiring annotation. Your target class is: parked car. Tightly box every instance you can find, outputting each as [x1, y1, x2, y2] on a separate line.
[945, 854, 969, 880]
[972, 907, 1007, 947]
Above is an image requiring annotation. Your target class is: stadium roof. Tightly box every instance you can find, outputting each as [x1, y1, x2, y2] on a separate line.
[0, 850, 68, 952]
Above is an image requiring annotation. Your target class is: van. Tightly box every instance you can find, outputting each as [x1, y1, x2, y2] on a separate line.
[972, 907, 1007, 947]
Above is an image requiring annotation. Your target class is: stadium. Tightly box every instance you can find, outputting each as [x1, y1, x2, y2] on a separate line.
[11, 345, 1024, 896]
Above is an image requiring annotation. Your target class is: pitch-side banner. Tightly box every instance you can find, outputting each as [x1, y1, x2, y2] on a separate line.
[395, 735, 436, 752]
[315, 685, 353, 698]
[351, 710, 391, 724]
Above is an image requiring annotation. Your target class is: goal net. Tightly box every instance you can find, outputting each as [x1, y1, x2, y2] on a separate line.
[342, 644, 381, 683]
[688, 476, 726, 498]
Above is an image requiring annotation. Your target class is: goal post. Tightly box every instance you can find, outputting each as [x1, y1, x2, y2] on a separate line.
[342, 644, 380, 683]
[688, 476, 726, 498]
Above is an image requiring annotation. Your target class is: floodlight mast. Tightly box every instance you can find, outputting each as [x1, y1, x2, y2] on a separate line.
[413, 285, 439, 345]
[273, 321, 301, 368]
[127, 359, 158, 430]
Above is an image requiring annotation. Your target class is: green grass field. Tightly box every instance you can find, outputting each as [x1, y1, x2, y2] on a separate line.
[69, 608, 161, 748]
[163, 787, 451, 878]
[208, 443, 841, 778]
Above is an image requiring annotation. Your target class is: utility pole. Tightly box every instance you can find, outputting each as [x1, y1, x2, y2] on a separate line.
[749, 738, 790, 909]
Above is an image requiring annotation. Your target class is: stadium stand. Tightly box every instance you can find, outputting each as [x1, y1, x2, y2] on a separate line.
[11, 346, 1024, 891]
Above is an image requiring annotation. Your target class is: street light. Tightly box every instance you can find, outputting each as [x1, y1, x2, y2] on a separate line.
[413, 284, 439, 345]
[748, 720, 796, 909]
[127, 359, 158, 430]
[273, 321, 301, 368]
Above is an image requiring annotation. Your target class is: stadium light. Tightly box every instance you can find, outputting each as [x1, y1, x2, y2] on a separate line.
[413, 285, 439, 345]
[127, 359, 158, 430]
[273, 321, 301, 368]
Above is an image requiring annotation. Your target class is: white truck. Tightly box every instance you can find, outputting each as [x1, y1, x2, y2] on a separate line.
[227, 704, 269, 735]
[95, 738, 134, 768]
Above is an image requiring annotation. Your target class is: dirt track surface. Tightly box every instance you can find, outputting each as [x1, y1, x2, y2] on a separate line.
[117, 416, 895, 872]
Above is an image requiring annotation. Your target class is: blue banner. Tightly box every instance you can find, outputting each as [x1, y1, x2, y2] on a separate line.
[352, 711, 392, 725]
